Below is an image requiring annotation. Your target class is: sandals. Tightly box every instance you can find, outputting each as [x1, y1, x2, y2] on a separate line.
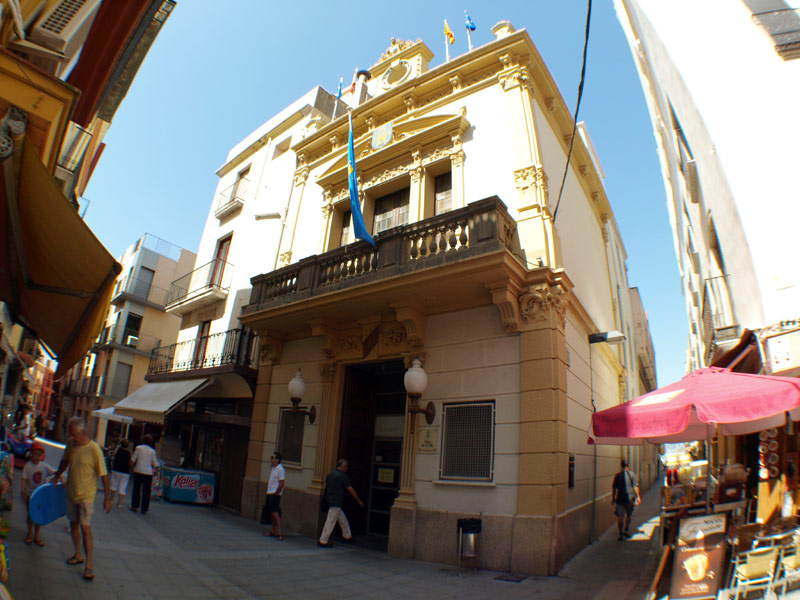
[276, 535, 284, 541]
[23, 536, 32, 545]
[66, 556, 85, 566]
[83, 569, 94, 581]
[34, 539, 45, 547]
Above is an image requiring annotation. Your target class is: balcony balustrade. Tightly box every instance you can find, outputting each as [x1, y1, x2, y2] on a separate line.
[111, 275, 170, 308]
[147, 328, 259, 376]
[165, 259, 234, 316]
[215, 178, 249, 220]
[95, 326, 161, 354]
[66, 375, 105, 397]
[701, 274, 739, 361]
[245, 196, 517, 315]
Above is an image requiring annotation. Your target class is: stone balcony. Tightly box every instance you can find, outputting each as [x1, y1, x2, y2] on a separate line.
[241, 196, 524, 336]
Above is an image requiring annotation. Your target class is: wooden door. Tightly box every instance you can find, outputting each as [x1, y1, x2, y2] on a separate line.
[338, 367, 375, 535]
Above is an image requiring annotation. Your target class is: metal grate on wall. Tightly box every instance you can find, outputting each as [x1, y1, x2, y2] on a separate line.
[440, 401, 494, 480]
[277, 408, 305, 464]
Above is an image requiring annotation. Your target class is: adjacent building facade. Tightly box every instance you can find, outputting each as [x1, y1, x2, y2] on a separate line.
[59, 234, 194, 442]
[0, 0, 177, 395]
[615, 0, 800, 375]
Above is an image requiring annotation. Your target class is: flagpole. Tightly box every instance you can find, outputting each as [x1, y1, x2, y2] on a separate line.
[445, 24, 450, 62]
[467, 28, 473, 52]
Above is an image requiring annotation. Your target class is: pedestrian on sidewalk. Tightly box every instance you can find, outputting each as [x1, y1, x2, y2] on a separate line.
[612, 459, 640, 541]
[318, 458, 364, 548]
[21, 442, 54, 546]
[109, 439, 132, 509]
[129, 435, 158, 515]
[263, 452, 285, 540]
[52, 417, 111, 581]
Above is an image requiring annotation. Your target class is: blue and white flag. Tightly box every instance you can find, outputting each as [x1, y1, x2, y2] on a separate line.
[337, 77, 343, 100]
[348, 113, 375, 246]
[465, 10, 476, 31]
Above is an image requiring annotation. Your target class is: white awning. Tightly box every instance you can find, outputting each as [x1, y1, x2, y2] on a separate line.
[91, 407, 135, 425]
[113, 378, 212, 424]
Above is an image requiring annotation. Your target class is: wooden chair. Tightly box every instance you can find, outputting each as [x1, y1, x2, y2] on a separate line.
[730, 545, 780, 600]
[772, 531, 800, 598]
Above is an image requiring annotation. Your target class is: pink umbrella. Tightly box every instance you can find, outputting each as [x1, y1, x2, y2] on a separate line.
[589, 367, 800, 445]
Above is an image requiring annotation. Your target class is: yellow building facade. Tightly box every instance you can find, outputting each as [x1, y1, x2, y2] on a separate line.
[237, 24, 655, 574]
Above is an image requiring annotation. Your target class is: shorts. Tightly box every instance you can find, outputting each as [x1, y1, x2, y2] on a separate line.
[615, 501, 635, 517]
[266, 494, 281, 516]
[65, 497, 94, 527]
[110, 471, 130, 494]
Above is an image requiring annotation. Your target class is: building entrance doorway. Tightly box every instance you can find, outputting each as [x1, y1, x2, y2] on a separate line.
[338, 360, 405, 544]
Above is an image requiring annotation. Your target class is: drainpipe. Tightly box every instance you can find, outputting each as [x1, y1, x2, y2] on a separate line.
[589, 346, 597, 545]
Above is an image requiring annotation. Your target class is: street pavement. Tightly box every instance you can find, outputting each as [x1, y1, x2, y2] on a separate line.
[0, 475, 670, 599]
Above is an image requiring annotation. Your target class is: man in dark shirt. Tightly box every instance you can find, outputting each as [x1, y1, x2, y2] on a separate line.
[318, 458, 364, 547]
[612, 459, 640, 541]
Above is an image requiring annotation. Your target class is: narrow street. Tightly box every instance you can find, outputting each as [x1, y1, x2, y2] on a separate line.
[4, 474, 662, 600]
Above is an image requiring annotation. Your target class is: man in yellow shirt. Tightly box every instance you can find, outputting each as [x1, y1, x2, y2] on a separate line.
[53, 417, 111, 581]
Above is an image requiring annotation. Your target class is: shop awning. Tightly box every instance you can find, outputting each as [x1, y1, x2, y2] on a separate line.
[0, 135, 121, 378]
[91, 406, 135, 425]
[113, 378, 212, 424]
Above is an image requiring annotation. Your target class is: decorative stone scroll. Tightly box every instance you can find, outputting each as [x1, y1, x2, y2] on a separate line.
[258, 334, 284, 365]
[519, 284, 570, 330]
[393, 304, 426, 347]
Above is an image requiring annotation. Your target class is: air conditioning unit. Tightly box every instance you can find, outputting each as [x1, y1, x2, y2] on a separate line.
[28, 0, 101, 77]
[125, 335, 139, 346]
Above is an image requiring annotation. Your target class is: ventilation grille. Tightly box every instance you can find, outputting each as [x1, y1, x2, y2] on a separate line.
[440, 402, 494, 480]
[41, 0, 86, 34]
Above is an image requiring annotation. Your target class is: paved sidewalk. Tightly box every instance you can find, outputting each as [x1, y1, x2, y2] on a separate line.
[2, 473, 664, 600]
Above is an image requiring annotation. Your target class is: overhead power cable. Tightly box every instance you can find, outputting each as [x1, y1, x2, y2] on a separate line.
[552, 0, 592, 224]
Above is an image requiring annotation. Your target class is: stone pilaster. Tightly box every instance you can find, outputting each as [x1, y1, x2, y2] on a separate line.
[517, 278, 570, 518]
[240, 335, 282, 520]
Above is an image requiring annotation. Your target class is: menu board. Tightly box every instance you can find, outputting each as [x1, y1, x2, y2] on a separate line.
[669, 514, 726, 599]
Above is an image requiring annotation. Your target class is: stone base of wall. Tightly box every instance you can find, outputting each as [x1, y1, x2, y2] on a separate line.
[240, 486, 618, 576]
[389, 497, 620, 575]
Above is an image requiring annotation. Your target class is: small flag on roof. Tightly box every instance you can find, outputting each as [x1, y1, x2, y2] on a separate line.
[444, 19, 455, 44]
[465, 11, 476, 31]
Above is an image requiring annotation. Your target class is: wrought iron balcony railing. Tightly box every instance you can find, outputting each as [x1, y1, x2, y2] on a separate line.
[215, 178, 249, 219]
[166, 259, 234, 308]
[244, 196, 517, 313]
[147, 327, 259, 375]
[112, 275, 170, 307]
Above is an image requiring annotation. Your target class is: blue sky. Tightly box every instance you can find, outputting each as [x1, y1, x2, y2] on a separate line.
[83, 0, 688, 387]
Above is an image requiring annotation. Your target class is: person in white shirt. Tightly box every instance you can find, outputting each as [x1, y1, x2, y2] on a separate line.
[128, 435, 158, 515]
[263, 452, 285, 540]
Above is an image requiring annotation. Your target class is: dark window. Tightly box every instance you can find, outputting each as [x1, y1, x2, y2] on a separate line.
[373, 187, 409, 234]
[434, 172, 453, 215]
[210, 235, 232, 288]
[340, 210, 352, 246]
[440, 401, 494, 480]
[277, 408, 305, 463]
[123, 313, 142, 345]
[134, 267, 155, 300]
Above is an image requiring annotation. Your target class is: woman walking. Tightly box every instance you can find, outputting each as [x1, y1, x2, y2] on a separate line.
[129, 436, 158, 515]
[109, 440, 132, 508]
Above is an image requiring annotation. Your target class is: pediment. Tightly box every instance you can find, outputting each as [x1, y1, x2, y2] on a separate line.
[317, 113, 469, 187]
